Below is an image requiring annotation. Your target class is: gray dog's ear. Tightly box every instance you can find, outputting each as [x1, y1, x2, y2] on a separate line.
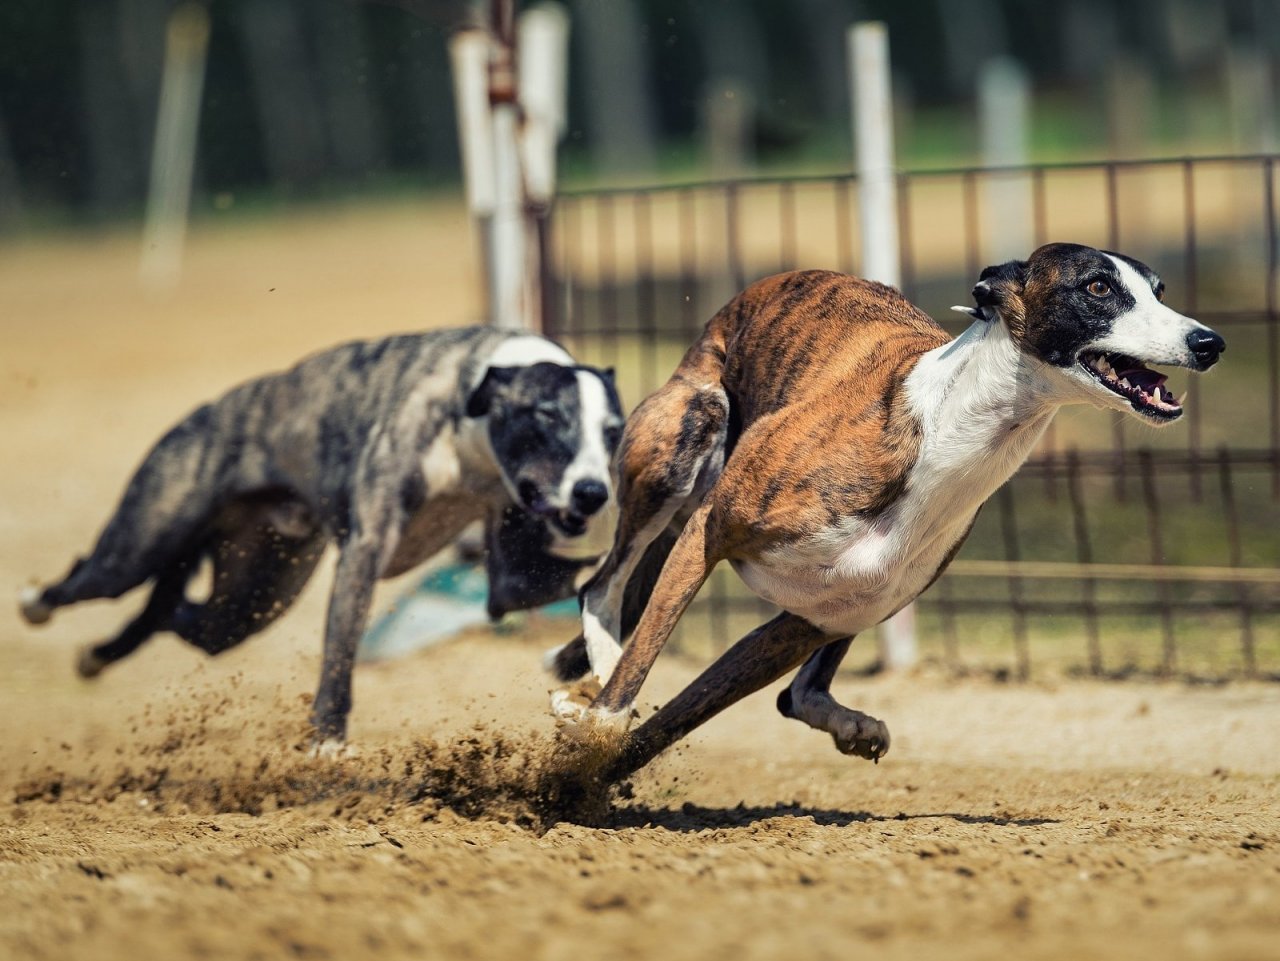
[466, 366, 521, 417]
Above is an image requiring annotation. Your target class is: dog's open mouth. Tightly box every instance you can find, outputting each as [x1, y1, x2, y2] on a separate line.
[554, 511, 589, 537]
[1079, 350, 1183, 420]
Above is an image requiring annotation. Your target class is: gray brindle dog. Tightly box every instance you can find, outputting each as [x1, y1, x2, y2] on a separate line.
[19, 326, 624, 748]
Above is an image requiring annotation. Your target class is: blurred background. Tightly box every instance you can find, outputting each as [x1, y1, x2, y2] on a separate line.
[1, 0, 1277, 684]
[0, 0, 1277, 221]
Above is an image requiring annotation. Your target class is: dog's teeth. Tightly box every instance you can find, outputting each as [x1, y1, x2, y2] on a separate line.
[1120, 377, 1132, 390]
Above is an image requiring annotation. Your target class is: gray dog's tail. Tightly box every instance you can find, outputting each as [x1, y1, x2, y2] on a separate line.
[547, 525, 680, 683]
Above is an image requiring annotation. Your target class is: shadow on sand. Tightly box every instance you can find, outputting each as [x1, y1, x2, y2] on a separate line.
[608, 801, 1058, 832]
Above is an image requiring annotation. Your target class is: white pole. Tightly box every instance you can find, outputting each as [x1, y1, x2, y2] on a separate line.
[849, 22, 899, 288]
[978, 56, 1033, 263]
[518, 3, 570, 206]
[448, 29, 497, 216]
[139, 2, 210, 292]
[449, 28, 498, 321]
[489, 97, 526, 330]
[849, 21, 915, 671]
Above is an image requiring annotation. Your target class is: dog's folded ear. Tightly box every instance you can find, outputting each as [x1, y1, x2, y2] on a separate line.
[466, 366, 521, 417]
[577, 364, 616, 384]
[971, 260, 1028, 325]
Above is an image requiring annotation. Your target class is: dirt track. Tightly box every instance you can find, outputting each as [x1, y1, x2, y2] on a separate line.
[3, 203, 1279, 961]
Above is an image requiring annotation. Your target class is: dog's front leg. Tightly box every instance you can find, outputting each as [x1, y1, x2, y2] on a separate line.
[311, 537, 382, 749]
[776, 638, 890, 762]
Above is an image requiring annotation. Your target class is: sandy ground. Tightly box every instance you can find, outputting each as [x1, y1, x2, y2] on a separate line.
[3, 202, 1279, 961]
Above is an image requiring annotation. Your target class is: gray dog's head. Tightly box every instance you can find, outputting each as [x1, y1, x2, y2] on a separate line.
[466, 361, 624, 537]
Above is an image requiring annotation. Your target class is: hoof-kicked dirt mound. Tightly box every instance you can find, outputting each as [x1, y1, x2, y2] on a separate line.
[10, 693, 631, 831]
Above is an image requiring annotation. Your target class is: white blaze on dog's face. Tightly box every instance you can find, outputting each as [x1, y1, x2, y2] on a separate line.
[963, 243, 1225, 426]
[465, 360, 624, 538]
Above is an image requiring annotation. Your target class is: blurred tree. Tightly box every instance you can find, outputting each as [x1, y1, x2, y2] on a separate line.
[314, 0, 388, 177]
[235, 0, 328, 188]
[571, 0, 659, 176]
[78, 1, 148, 210]
[0, 0, 1276, 218]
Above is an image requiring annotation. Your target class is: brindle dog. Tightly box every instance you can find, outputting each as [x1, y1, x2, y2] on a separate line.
[551, 243, 1224, 779]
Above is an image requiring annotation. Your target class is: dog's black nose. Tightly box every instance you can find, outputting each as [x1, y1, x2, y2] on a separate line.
[1186, 328, 1225, 369]
[571, 479, 609, 516]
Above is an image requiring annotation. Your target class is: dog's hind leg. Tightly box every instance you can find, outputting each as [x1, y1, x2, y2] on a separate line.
[20, 409, 222, 625]
[22, 547, 158, 626]
[76, 566, 191, 679]
[775, 638, 891, 761]
[172, 520, 325, 655]
[601, 613, 834, 781]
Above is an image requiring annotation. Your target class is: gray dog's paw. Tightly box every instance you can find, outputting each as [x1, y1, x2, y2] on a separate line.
[75, 647, 107, 680]
[19, 586, 51, 625]
[830, 710, 890, 762]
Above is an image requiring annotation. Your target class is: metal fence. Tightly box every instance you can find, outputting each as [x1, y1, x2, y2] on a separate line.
[546, 154, 1280, 681]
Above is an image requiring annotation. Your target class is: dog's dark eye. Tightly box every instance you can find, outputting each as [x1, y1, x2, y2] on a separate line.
[1086, 279, 1111, 297]
[604, 425, 623, 449]
[533, 406, 561, 428]
[1154, 284, 1165, 302]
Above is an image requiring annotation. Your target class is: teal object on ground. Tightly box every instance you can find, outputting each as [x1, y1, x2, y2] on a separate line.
[358, 562, 578, 662]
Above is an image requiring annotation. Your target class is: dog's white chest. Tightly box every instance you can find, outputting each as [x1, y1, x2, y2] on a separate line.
[731, 507, 974, 636]
[730, 323, 1061, 637]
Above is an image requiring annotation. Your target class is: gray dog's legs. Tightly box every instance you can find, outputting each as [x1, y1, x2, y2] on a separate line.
[22, 415, 218, 623]
[171, 523, 325, 655]
[33, 489, 326, 680]
[76, 566, 191, 678]
[310, 536, 382, 744]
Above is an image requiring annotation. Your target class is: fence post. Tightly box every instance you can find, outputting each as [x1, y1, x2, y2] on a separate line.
[486, 0, 527, 331]
[849, 21, 914, 671]
[519, 3, 570, 333]
[139, 2, 210, 291]
[450, 2, 568, 332]
[449, 27, 497, 316]
[849, 22, 900, 287]
[978, 56, 1033, 263]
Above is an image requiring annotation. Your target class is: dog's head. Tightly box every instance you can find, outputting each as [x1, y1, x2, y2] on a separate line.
[466, 361, 624, 537]
[954, 242, 1225, 425]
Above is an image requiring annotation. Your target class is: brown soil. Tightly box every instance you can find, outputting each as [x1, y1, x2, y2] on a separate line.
[3, 203, 1279, 961]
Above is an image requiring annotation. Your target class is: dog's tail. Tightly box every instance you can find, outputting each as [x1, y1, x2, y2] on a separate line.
[545, 525, 680, 683]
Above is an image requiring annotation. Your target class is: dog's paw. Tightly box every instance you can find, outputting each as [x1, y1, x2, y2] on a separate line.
[307, 738, 357, 761]
[19, 586, 52, 626]
[542, 638, 591, 683]
[549, 677, 603, 721]
[830, 710, 890, 763]
[76, 647, 107, 680]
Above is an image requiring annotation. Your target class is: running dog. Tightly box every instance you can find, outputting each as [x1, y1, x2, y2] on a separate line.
[549, 243, 1224, 779]
[19, 326, 624, 748]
